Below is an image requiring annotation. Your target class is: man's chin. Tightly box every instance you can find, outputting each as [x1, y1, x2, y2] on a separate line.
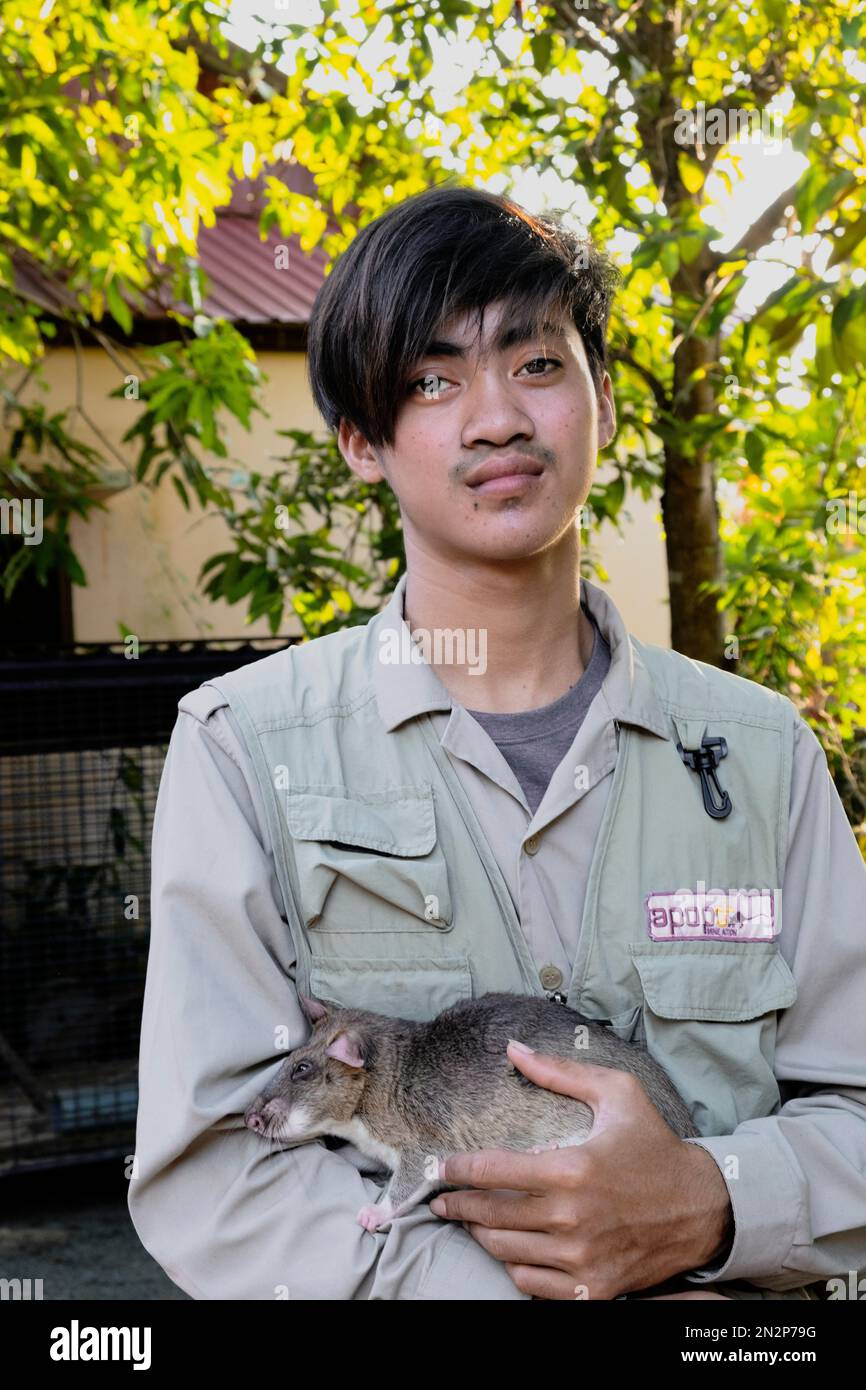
[448, 523, 580, 562]
[401, 509, 582, 567]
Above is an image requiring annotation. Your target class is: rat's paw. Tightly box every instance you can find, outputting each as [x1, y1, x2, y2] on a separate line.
[357, 1202, 393, 1233]
[356, 1203, 381, 1231]
[527, 1140, 560, 1154]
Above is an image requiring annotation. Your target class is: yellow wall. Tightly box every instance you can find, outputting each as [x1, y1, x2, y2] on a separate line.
[6, 345, 671, 646]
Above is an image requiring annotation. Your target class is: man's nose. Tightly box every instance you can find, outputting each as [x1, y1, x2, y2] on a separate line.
[461, 369, 535, 446]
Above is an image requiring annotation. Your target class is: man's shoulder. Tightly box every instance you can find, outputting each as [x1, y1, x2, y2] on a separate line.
[177, 684, 230, 725]
[177, 620, 374, 721]
[631, 635, 796, 723]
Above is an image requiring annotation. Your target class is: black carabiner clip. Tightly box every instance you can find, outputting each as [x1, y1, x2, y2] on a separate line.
[677, 735, 733, 819]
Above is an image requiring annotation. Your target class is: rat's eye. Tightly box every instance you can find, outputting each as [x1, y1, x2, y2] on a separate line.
[291, 1060, 313, 1081]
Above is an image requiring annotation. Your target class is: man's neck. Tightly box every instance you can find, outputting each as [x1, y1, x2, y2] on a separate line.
[401, 541, 595, 714]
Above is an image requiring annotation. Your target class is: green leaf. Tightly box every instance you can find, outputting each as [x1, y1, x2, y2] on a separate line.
[744, 431, 765, 473]
[660, 241, 679, 279]
[105, 276, 133, 335]
[831, 288, 866, 370]
[530, 32, 552, 74]
[678, 157, 704, 195]
[172, 474, 190, 508]
[827, 211, 866, 269]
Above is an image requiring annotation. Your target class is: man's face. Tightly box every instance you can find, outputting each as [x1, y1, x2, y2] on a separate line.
[338, 299, 615, 564]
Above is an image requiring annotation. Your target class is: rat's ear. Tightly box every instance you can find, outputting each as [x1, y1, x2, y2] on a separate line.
[325, 1029, 366, 1069]
[298, 993, 331, 1025]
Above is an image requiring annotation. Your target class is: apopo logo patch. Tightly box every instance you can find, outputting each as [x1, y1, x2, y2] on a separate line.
[645, 887, 779, 941]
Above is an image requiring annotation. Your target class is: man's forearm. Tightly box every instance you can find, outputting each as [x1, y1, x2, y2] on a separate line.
[671, 1140, 736, 1275]
[682, 1095, 866, 1291]
[128, 1125, 530, 1300]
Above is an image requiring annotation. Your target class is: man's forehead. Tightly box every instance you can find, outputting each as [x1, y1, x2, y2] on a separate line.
[424, 303, 577, 356]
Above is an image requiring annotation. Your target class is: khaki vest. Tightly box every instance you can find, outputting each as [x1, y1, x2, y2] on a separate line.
[205, 608, 798, 1139]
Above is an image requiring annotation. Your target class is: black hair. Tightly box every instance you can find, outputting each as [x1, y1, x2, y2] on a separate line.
[306, 179, 620, 452]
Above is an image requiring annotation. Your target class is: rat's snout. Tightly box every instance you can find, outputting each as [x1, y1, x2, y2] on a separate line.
[244, 1094, 288, 1134]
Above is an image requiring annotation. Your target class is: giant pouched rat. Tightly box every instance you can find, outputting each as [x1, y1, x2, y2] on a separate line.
[244, 991, 700, 1232]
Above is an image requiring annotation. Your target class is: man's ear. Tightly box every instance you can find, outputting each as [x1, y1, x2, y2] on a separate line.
[338, 419, 388, 485]
[597, 373, 616, 450]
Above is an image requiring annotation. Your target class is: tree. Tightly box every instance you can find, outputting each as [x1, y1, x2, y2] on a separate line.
[1, 0, 863, 837]
[0, 0, 278, 587]
[238, 0, 866, 829]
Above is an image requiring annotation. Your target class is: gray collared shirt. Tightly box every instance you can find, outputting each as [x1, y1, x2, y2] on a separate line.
[129, 573, 866, 1298]
[465, 601, 611, 817]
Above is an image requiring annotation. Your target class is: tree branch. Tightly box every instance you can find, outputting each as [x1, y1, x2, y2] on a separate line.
[709, 182, 799, 267]
[610, 349, 669, 410]
[547, 0, 639, 66]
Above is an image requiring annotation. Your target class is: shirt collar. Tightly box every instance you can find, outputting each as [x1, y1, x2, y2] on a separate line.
[371, 570, 671, 741]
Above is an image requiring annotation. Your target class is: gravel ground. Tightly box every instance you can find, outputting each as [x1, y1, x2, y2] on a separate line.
[0, 1160, 189, 1300]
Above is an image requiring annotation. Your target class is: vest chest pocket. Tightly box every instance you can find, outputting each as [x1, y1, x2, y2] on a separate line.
[286, 787, 468, 1020]
[285, 785, 453, 934]
[309, 955, 472, 1023]
[628, 941, 798, 1137]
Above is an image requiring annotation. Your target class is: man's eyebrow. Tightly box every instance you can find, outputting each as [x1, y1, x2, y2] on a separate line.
[417, 320, 567, 361]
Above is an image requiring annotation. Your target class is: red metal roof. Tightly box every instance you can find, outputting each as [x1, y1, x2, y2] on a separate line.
[135, 163, 335, 324]
[14, 161, 339, 329]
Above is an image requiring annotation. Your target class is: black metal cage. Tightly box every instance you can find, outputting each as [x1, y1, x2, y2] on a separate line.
[0, 638, 294, 1176]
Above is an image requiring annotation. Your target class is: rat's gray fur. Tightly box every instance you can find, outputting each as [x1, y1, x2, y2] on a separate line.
[245, 991, 700, 1229]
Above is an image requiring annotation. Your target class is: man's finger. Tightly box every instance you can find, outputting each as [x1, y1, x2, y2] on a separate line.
[437, 1145, 575, 1192]
[507, 1045, 641, 1112]
[504, 1263, 602, 1301]
[464, 1222, 567, 1268]
[431, 1185, 546, 1228]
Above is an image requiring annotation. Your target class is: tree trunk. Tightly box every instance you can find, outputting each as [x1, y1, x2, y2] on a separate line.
[662, 327, 726, 664]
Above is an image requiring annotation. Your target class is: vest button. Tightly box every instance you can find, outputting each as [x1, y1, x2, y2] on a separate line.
[524, 834, 541, 855]
[539, 965, 563, 990]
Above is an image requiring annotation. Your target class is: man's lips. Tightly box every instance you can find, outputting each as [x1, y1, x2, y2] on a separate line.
[464, 456, 545, 488]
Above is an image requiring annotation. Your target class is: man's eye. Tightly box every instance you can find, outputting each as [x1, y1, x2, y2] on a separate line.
[408, 357, 560, 398]
[409, 372, 448, 399]
[520, 356, 562, 375]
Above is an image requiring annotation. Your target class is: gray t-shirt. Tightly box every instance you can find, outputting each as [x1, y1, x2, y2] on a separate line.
[465, 603, 611, 815]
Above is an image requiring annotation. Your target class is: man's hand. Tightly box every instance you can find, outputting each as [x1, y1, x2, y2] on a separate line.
[428, 1042, 733, 1301]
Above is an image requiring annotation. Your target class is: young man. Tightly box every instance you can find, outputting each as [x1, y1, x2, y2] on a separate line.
[129, 185, 866, 1301]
